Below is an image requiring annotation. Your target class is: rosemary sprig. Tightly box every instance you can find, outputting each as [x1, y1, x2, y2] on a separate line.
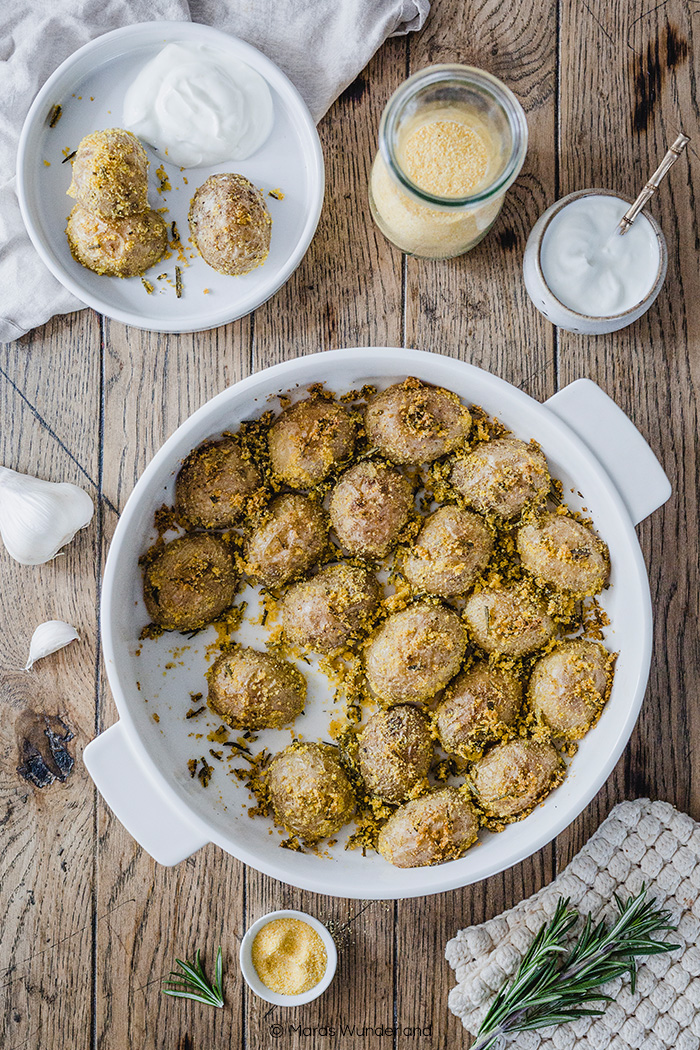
[472, 886, 679, 1050]
[162, 946, 224, 1008]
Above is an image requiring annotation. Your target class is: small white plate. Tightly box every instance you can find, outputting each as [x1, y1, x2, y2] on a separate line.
[239, 910, 338, 1006]
[16, 22, 324, 333]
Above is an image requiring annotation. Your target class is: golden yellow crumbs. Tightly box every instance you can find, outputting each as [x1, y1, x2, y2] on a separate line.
[402, 121, 489, 197]
[251, 918, 327, 995]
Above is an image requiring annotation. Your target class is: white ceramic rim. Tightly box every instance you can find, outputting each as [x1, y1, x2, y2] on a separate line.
[533, 188, 667, 321]
[100, 347, 653, 897]
[239, 909, 338, 1006]
[15, 22, 325, 333]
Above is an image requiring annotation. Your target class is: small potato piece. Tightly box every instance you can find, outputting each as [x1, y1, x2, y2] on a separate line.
[329, 461, 413, 559]
[436, 662, 522, 759]
[464, 584, 557, 656]
[358, 705, 433, 804]
[245, 494, 327, 588]
[189, 173, 271, 276]
[66, 205, 167, 278]
[472, 739, 562, 819]
[517, 512, 610, 595]
[207, 647, 306, 730]
[451, 438, 550, 519]
[268, 397, 355, 489]
[142, 534, 237, 631]
[529, 640, 614, 740]
[378, 787, 479, 868]
[175, 436, 261, 529]
[402, 507, 493, 596]
[365, 379, 471, 465]
[365, 602, 467, 703]
[267, 742, 355, 842]
[67, 128, 148, 218]
[281, 564, 380, 653]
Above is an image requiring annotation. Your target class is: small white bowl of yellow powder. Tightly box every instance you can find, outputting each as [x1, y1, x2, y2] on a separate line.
[240, 910, 337, 1006]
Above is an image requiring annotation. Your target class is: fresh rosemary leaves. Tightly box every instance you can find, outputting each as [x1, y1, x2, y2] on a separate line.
[472, 886, 679, 1050]
[162, 946, 224, 1008]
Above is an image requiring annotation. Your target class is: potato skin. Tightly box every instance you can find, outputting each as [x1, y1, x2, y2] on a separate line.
[268, 397, 355, 489]
[377, 787, 479, 868]
[66, 205, 167, 278]
[517, 512, 609, 596]
[245, 494, 327, 587]
[189, 173, 271, 276]
[451, 438, 550, 519]
[436, 662, 522, 759]
[472, 739, 562, 819]
[207, 647, 306, 730]
[176, 436, 260, 529]
[67, 128, 148, 218]
[358, 705, 433, 804]
[464, 584, 557, 656]
[365, 379, 471, 465]
[329, 460, 413, 559]
[402, 506, 493, 597]
[142, 534, 237, 631]
[267, 743, 355, 842]
[365, 602, 467, 703]
[281, 564, 380, 653]
[528, 640, 614, 739]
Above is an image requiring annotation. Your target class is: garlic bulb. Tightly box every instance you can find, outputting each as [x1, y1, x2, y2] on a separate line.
[25, 620, 79, 670]
[0, 466, 94, 565]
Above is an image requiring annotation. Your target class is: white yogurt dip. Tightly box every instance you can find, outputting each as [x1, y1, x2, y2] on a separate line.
[539, 194, 660, 316]
[122, 42, 274, 168]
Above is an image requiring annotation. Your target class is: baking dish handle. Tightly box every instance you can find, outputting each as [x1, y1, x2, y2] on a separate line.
[545, 378, 671, 526]
[84, 721, 210, 866]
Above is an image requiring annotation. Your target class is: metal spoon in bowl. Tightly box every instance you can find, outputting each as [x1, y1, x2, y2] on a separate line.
[616, 132, 690, 235]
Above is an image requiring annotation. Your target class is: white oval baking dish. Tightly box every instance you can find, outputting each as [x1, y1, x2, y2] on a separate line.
[84, 348, 671, 898]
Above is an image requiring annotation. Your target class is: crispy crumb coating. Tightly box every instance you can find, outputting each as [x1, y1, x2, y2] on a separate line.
[176, 436, 261, 529]
[330, 460, 414, 559]
[281, 563, 380, 653]
[66, 205, 167, 277]
[451, 438, 550, 519]
[67, 128, 149, 218]
[365, 378, 472, 465]
[517, 511, 610, 596]
[402, 506, 493, 596]
[245, 494, 328, 587]
[267, 742, 355, 842]
[377, 787, 479, 867]
[142, 534, 238, 631]
[472, 738, 563, 820]
[268, 396, 356, 489]
[464, 583, 557, 656]
[528, 640, 615, 740]
[358, 705, 433, 804]
[436, 661, 522, 760]
[365, 602, 467, 702]
[189, 173, 271, 276]
[207, 647, 306, 730]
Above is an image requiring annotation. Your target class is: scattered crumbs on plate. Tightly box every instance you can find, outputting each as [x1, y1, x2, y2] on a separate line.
[183, 175, 188, 184]
[186, 706, 206, 719]
[156, 165, 171, 193]
[47, 104, 62, 128]
[187, 757, 198, 778]
[43, 160, 51, 167]
[152, 713, 160, 723]
[203, 288, 210, 295]
[90, 96, 94, 101]
[268, 188, 285, 200]
[142, 278, 155, 294]
[198, 757, 214, 787]
[175, 266, 183, 298]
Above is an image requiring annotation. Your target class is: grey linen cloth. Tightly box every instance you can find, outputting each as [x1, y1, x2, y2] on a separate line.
[447, 799, 700, 1050]
[0, 0, 429, 343]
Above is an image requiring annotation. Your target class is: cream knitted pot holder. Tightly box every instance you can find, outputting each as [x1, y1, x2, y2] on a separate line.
[446, 799, 700, 1050]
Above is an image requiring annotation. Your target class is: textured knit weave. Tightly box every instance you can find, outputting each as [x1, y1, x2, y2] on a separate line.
[446, 799, 700, 1050]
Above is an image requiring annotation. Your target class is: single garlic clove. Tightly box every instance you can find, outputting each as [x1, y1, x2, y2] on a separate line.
[25, 620, 80, 670]
[0, 466, 94, 565]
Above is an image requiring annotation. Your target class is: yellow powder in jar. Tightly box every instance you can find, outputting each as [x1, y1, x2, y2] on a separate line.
[251, 918, 327, 995]
[401, 120, 489, 197]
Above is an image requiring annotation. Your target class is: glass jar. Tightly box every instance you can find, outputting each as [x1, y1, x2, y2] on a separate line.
[369, 65, 528, 258]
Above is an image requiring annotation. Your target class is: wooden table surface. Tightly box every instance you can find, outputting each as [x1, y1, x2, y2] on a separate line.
[1, 1, 698, 1047]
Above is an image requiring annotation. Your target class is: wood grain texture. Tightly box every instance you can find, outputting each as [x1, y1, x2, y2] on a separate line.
[1, 1, 698, 1047]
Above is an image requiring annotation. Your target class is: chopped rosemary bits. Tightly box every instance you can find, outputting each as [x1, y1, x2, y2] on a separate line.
[142, 278, 154, 294]
[47, 104, 62, 128]
[175, 265, 183, 298]
[62, 149, 77, 164]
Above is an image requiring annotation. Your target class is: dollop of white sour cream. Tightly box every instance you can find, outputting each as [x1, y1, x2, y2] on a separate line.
[540, 195, 660, 316]
[122, 43, 273, 168]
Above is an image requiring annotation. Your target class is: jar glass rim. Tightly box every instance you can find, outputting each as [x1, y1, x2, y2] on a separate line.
[378, 64, 529, 211]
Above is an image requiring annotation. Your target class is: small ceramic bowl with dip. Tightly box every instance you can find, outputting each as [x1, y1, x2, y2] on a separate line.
[239, 910, 338, 1006]
[523, 188, 667, 335]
